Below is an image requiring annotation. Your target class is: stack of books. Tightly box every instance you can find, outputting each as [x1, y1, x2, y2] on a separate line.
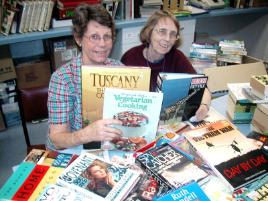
[217, 40, 247, 65]
[226, 83, 256, 124]
[252, 103, 268, 135]
[1, 0, 55, 35]
[189, 43, 218, 73]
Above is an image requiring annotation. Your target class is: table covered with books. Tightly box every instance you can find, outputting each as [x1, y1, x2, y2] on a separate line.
[0, 95, 268, 201]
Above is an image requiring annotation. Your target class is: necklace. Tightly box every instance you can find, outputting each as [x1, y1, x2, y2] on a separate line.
[145, 48, 166, 72]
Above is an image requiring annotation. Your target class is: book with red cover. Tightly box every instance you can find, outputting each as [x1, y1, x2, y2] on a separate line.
[57, 0, 101, 9]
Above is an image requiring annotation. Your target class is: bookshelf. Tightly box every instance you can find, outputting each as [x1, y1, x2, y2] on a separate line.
[1, 7, 268, 46]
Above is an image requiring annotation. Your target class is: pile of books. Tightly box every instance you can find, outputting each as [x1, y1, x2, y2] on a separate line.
[217, 40, 247, 65]
[189, 43, 218, 73]
[1, 0, 55, 35]
[226, 83, 256, 124]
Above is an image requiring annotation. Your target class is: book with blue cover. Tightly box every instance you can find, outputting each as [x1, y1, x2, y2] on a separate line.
[153, 182, 210, 201]
[156, 73, 208, 123]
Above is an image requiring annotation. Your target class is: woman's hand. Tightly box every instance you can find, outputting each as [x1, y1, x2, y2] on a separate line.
[81, 119, 123, 143]
[195, 104, 209, 122]
[106, 172, 117, 187]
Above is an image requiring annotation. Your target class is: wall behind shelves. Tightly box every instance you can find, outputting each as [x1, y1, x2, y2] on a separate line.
[195, 13, 268, 62]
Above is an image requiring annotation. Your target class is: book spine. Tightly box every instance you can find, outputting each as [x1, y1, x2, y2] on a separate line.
[1, 8, 15, 35]
[12, 165, 50, 200]
[37, 0, 49, 31]
[43, 0, 54, 31]
[24, 0, 34, 32]
[33, 0, 42, 31]
[18, 1, 28, 33]
[28, 0, 37, 32]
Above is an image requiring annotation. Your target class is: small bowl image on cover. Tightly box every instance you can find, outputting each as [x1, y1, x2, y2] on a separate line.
[113, 111, 149, 138]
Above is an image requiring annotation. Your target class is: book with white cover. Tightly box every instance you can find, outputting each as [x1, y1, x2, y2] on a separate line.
[103, 88, 163, 151]
[57, 152, 141, 201]
[183, 120, 268, 192]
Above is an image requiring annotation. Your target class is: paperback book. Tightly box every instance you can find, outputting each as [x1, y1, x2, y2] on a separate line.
[57, 152, 141, 201]
[250, 75, 268, 100]
[153, 182, 210, 201]
[156, 72, 207, 124]
[103, 88, 163, 151]
[136, 143, 209, 194]
[36, 184, 89, 201]
[183, 120, 268, 192]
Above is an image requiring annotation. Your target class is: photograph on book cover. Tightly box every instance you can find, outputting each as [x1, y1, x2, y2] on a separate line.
[103, 88, 163, 151]
[57, 153, 140, 201]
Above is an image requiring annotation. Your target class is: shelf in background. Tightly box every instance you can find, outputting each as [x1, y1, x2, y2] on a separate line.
[0, 7, 268, 45]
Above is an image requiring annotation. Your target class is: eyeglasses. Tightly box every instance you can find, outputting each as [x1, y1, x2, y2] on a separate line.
[84, 34, 113, 43]
[154, 28, 179, 41]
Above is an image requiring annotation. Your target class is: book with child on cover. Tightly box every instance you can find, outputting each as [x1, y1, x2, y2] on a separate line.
[103, 88, 163, 151]
[57, 152, 141, 201]
[183, 120, 268, 192]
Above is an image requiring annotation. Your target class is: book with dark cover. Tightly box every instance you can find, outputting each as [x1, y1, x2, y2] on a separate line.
[57, 152, 141, 201]
[183, 120, 268, 192]
[136, 143, 208, 194]
[156, 73, 207, 124]
[153, 182, 210, 201]
[125, 174, 159, 201]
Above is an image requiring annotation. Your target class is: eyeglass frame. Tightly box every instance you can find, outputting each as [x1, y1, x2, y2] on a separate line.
[83, 33, 113, 43]
[153, 28, 179, 41]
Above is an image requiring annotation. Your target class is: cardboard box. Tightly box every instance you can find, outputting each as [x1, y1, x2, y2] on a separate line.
[203, 56, 267, 94]
[16, 60, 51, 89]
[0, 46, 16, 82]
[52, 38, 78, 70]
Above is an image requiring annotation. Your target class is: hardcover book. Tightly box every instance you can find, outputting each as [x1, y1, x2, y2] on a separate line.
[153, 182, 210, 201]
[103, 88, 163, 151]
[0, 162, 35, 200]
[156, 72, 208, 124]
[183, 120, 268, 192]
[250, 75, 268, 100]
[136, 143, 209, 194]
[57, 152, 141, 201]
[81, 65, 151, 125]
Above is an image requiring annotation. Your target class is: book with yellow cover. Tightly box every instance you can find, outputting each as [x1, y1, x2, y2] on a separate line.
[81, 65, 151, 125]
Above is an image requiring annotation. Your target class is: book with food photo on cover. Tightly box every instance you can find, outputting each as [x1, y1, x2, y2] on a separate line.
[81, 65, 151, 149]
[102, 88, 163, 151]
[57, 152, 141, 201]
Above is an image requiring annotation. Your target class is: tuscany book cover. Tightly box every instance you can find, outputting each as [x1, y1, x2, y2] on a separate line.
[81, 65, 151, 126]
[103, 88, 163, 151]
